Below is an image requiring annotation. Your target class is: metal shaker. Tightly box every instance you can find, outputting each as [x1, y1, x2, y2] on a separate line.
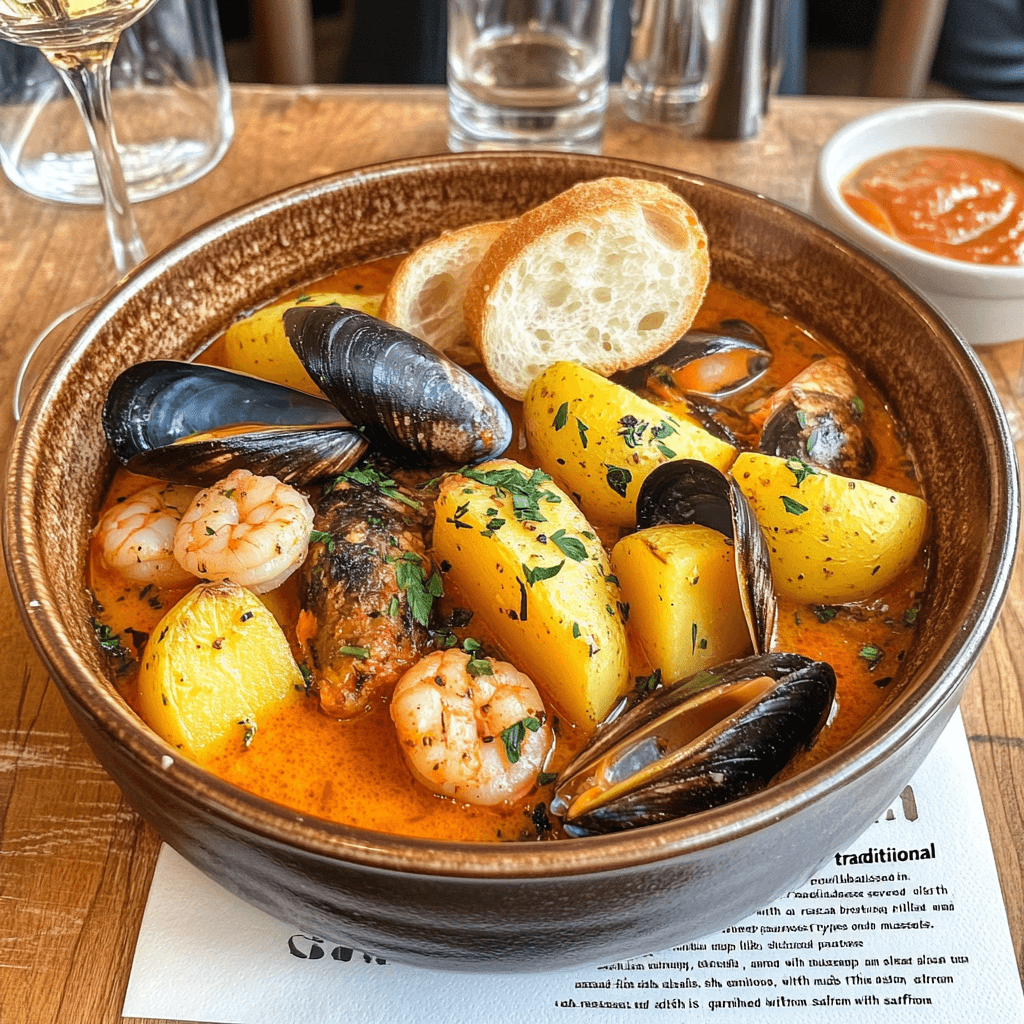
[621, 0, 785, 139]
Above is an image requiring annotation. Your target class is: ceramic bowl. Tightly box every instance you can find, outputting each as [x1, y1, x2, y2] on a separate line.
[811, 100, 1024, 346]
[5, 152, 1018, 971]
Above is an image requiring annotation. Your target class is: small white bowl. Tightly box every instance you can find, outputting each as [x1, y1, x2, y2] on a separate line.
[811, 101, 1024, 346]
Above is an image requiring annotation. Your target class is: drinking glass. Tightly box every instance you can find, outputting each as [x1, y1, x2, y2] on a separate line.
[0, 0, 165, 418]
[446, 0, 613, 154]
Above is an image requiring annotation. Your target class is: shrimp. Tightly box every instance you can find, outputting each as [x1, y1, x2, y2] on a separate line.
[390, 649, 554, 806]
[93, 482, 199, 588]
[173, 468, 315, 595]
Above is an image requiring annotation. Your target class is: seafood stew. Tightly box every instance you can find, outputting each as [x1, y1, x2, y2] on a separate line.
[88, 217, 930, 843]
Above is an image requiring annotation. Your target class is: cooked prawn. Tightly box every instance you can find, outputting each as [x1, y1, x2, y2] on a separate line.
[93, 482, 199, 587]
[390, 648, 553, 806]
[173, 468, 315, 595]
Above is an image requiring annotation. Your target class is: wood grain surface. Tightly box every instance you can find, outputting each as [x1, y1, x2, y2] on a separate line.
[1, 87, 1021, 1023]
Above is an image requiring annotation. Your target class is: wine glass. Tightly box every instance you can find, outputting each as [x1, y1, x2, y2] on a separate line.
[1, 0, 162, 418]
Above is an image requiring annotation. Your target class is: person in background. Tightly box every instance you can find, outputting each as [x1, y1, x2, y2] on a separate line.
[930, 0, 1024, 100]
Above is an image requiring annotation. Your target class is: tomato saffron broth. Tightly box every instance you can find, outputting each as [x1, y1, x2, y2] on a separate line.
[87, 260, 928, 843]
[840, 146, 1024, 266]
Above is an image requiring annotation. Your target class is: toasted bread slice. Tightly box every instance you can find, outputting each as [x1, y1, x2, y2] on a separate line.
[380, 219, 511, 364]
[464, 177, 710, 400]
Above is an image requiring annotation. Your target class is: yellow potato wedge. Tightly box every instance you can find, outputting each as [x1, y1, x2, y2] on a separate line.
[523, 361, 736, 528]
[731, 452, 929, 604]
[432, 458, 630, 728]
[611, 524, 752, 684]
[221, 292, 382, 395]
[138, 580, 302, 759]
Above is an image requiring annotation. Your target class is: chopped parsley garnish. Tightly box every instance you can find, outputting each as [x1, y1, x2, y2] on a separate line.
[336, 464, 421, 508]
[781, 495, 809, 515]
[572, 621, 581, 639]
[537, 771, 558, 787]
[851, 395, 865, 418]
[394, 552, 443, 626]
[784, 458, 818, 487]
[576, 417, 590, 449]
[859, 644, 884, 670]
[298, 663, 314, 696]
[549, 528, 587, 562]
[903, 602, 921, 626]
[501, 716, 542, 763]
[521, 560, 565, 587]
[635, 669, 662, 696]
[463, 465, 560, 524]
[605, 464, 632, 498]
[310, 529, 335, 551]
[813, 605, 839, 623]
[617, 415, 648, 448]
[552, 402, 569, 430]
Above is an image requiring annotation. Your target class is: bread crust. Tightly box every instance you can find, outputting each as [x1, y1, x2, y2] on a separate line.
[380, 219, 510, 360]
[464, 177, 710, 400]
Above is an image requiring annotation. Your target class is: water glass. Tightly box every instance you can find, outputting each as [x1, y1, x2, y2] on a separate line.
[447, 0, 613, 154]
[0, 0, 232, 206]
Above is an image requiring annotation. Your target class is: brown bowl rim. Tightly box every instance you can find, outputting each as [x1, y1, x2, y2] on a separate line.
[5, 151, 1019, 879]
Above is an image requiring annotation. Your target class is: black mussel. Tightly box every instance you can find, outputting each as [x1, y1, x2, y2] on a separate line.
[616, 319, 772, 398]
[636, 459, 776, 654]
[103, 361, 368, 486]
[551, 653, 837, 836]
[759, 355, 876, 477]
[284, 306, 513, 466]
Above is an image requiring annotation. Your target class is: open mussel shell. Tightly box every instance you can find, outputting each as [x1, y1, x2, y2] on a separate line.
[103, 360, 368, 486]
[616, 319, 772, 398]
[758, 356, 876, 477]
[283, 306, 514, 466]
[551, 653, 837, 837]
[636, 459, 776, 653]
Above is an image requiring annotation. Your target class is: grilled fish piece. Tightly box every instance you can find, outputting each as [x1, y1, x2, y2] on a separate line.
[298, 467, 435, 719]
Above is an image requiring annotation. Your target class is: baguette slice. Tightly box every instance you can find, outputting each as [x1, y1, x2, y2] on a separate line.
[464, 177, 710, 400]
[379, 219, 511, 364]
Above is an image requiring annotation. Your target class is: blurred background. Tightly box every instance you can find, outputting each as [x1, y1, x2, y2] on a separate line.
[219, 0, 1022, 100]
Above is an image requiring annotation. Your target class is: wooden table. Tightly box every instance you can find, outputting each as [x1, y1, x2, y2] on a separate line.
[2, 87, 1022, 1023]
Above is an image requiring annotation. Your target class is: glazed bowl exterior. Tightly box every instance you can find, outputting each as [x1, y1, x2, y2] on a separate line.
[811, 100, 1024, 345]
[5, 152, 1018, 971]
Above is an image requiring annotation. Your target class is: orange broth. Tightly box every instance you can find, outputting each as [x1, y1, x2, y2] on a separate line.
[88, 265, 927, 842]
[841, 146, 1024, 266]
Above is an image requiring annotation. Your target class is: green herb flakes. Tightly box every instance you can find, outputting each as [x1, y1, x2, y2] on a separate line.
[339, 645, 370, 659]
[552, 402, 569, 430]
[501, 716, 541, 763]
[310, 529, 335, 551]
[521, 560, 565, 587]
[549, 528, 587, 562]
[781, 495, 809, 516]
[605, 464, 632, 498]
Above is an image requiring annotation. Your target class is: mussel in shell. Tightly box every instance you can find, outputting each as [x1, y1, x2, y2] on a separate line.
[551, 653, 837, 836]
[636, 459, 777, 654]
[616, 319, 772, 398]
[758, 356, 876, 478]
[283, 305, 514, 466]
[102, 361, 368, 486]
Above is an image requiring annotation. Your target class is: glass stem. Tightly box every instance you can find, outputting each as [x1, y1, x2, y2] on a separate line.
[49, 41, 147, 276]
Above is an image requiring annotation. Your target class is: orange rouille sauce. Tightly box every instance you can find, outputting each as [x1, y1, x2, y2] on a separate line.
[841, 147, 1024, 265]
[89, 272, 928, 843]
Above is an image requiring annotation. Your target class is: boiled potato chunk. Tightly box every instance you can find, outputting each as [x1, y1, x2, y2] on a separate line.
[433, 458, 630, 728]
[731, 452, 929, 604]
[222, 292, 382, 395]
[524, 361, 736, 528]
[138, 580, 302, 759]
[611, 524, 751, 684]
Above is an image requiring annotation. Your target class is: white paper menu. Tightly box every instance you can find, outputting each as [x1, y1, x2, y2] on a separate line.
[123, 709, 1024, 1024]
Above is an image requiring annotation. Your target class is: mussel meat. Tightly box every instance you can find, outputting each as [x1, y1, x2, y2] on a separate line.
[284, 306, 514, 466]
[551, 653, 837, 836]
[758, 356, 876, 477]
[636, 459, 777, 654]
[102, 361, 368, 486]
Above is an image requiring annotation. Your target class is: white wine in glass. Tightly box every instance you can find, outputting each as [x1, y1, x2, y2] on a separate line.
[1, 0, 163, 417]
